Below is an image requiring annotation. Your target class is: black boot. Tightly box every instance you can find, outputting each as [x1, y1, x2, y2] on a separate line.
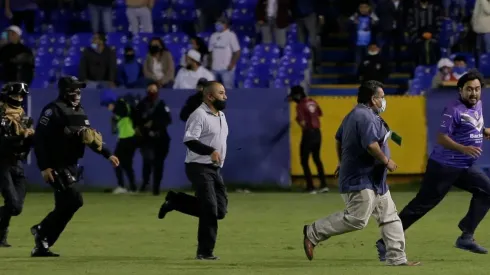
[157, 191, 175, 219]
[30, 225, 60, 257]
[0, 229, 11, 247]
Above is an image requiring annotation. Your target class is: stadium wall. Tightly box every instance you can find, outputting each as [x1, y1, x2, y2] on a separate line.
[24, 88, 291, 188]
[289, 95, 428, 175]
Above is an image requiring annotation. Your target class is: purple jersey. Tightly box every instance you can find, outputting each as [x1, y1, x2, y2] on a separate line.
[430, 99, 484, 168]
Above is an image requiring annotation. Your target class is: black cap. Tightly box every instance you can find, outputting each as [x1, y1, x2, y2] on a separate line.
[286, 85, 306, 101]
[58, 76, 86, 92]
[2, 82, 29, 96]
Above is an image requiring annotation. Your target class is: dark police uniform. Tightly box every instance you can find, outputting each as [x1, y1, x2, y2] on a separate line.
[31, 76, 113, 257]
[134, 95, 172, 195]
[0, 82, 33, 247]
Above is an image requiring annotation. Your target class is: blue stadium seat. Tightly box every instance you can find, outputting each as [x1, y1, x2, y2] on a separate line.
[171, 0, 196, 10]
[70, 33, 93, 47]
[114, 0, 126, 8]
[113, 8, 129, 32]
[132, 33, 154, 44]
[197, 32, 212, 44]
[231, 8, 255, 23]
[479, 54, 490, 77]
[284, 43, 311, 59]
[244, 76, 269, 88]
[232, 0, 258, 9]
[66, 46, 84, 59]
[107, 33, 129, 46]
[163, 32, 189, 44]
[253, 44, 281, 59]
[62, 57, 80, 76]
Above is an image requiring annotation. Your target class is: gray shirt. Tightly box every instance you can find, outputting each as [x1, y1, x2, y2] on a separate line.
[335, 104, 390, 195]
[183, 103, 228, 167]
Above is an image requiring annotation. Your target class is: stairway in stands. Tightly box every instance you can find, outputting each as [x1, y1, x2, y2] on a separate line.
[310, 32, 412, 96]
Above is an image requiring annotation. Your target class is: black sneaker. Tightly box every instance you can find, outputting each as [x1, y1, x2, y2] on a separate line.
[157, 192, 175, 219]
[0, 229, 11, 247]
[196, 254, 219, 260]
[30, 225, 49, 250]
[31, 247, 60, 257]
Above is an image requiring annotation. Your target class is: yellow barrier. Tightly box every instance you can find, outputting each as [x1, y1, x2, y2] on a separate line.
[290, 96, 428, 175]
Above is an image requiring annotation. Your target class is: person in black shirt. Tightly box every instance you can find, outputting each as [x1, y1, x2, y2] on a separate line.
[357, 43, 390, 83]
[31, 76, 119, 257]
[134, 82, 172, 195]
[0, 26, 34, 84]
[0, 82, 33, 247]
[180, 78, 208, 122]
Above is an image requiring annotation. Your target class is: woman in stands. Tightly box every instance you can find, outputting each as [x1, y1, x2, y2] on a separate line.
[181, 36, 210, 68]
[143, 37, 175, 88]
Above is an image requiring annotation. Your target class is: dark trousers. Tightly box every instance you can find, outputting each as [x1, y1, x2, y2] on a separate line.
[300, 128, 327, 190]
[0, 161, 26, 231]
[141, 139, 170, 195]
[168, 163, 228, 255]
[380, 29, 404, 67]
[399, 159, 490, 235]
[114, 136, 137, 191]
[11, 10, 36, 33]
[35, 165, 83, 247]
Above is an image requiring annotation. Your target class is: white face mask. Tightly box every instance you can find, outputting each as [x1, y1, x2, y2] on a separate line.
[368, 51, 379, 56]
[379, 98, 387, 113]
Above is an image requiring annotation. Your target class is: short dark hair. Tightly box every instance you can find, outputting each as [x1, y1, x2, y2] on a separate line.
[457, 69, 485, 89]
[453, 55, 467, 63]
[357, 80, 384, 104]
[147, 81, 159, 88]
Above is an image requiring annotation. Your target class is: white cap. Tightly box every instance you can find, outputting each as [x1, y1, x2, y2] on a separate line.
[187, 49, 201, 63]
[437, 58, 454, 69]
[6, 25, 22, 37]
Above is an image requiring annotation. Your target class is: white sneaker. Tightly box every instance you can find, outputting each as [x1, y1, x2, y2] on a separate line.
[318, 187, 330, 193]
[113, 187, 128, 194]
[309, 190, 318, 194]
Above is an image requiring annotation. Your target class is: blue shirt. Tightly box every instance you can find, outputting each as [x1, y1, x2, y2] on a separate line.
[430, 99, 484, 168]
[356, 15, 372, 46]
[335, 104, 390, 195]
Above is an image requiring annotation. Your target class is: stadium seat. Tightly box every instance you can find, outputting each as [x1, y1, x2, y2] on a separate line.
[450, 52, 475, 68]
[479, 54, 490, 77]
[70, 33, 93, 47]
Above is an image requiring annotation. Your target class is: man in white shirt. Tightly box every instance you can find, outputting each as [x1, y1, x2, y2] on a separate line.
[173, 49, 215, 89]
[208, 17, 241, 89]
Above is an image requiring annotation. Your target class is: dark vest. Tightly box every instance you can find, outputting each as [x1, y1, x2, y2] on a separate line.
[0, 107, 32, 160]
[53, 101, 89, 159]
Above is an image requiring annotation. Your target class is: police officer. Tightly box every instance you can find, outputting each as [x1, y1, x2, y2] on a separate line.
[31, 76, 119, 257]
[179, 78, 208, 122]
[0, 82, 34, 247]
[134, 82, 172, 195]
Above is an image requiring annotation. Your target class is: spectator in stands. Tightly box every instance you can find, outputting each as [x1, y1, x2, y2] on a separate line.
[472, 0, 490, 53]
[208, 17, 241, 89]
[376, 0, 405, 69]
[292, 0, 326, 72]
[196, 0, 231, 32]
[357, 42, 390, 83]
[180, 36, 210, 68]
[143, 37, 175, 88]
[4, 0, 37, 33]
[126, 0, 154, 34]
[407, 0, 442, 66]
[0, 26, 34, 84]
[117, 46, 145, 88]
[79, 33, 117, 88]
[431, 57, 458, 88]
[173, 50, 215, 89]
[453, 55, 468, 79]
[255, 0, 292, 49]
[349, 1, 379, 66]
[88, 0, 114, 33]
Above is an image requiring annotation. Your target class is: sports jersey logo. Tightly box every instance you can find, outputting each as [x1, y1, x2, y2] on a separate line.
[461, 112, 484, 132]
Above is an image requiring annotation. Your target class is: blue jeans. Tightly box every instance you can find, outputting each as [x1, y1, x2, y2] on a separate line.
[213, 69, 235, 89]
[483, 34, 490, 53]
[88, 4, 113, 33]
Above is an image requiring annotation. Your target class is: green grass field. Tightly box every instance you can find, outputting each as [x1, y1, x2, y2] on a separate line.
[1, 190, 490, 275]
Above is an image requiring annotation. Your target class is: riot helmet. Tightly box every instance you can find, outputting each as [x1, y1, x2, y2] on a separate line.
[2, 82, 29, 108]
[58, 76, 86, 107]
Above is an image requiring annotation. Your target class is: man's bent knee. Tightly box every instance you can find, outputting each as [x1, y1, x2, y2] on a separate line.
[344, 215, 369, 230]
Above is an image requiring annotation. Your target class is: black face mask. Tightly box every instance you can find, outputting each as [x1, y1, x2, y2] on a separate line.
[125, 54, 135, 62]
[212, 98, 226, 111]
[64, 91, 81, 107]
[149, 46, 161, 54]
[186, 64, 193, 70]
[6, 97, 22, 108]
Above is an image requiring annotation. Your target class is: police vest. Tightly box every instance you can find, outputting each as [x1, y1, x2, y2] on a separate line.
[54, 101, 90, 134]
[52, 101, 89, 159]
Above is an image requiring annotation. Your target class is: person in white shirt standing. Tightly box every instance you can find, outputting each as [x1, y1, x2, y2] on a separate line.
[173, 49, 215, 89]
[208, 17, 241, 89]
